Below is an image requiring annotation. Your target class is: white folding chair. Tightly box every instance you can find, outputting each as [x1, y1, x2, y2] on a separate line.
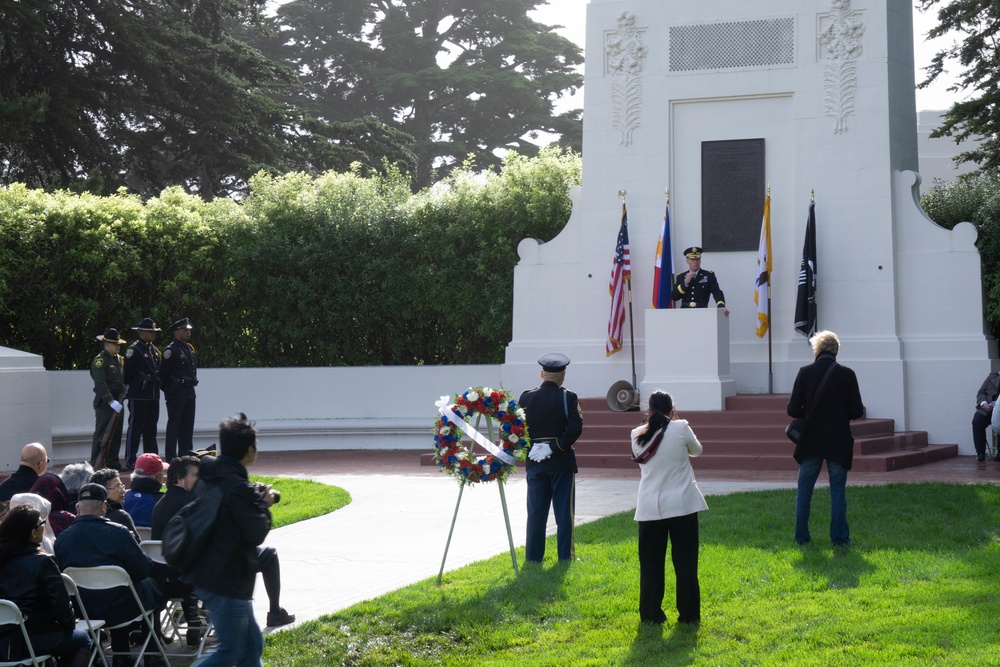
[61, 566, 168, 666]
[139, 541, 214, 657]
[0, 599, 53, 666]
[134, 526, 152, 543]
[60, 575, 109, 667]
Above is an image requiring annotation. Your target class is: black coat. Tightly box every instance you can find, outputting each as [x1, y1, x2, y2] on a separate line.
[0, 549, 75, 635]
[519, 381, 583, 473]
[0, 466, 39, 502]
[182, 455, 270, 600]
[787, 353, 865, 469]
[123, 339, 161, 401]
[54, 514, 157, 625]
[150, 485, 191, 540]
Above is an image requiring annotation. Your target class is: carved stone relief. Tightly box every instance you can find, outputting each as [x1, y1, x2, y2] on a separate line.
[818, 0, 865, 134]
[606, 12, 647, 146]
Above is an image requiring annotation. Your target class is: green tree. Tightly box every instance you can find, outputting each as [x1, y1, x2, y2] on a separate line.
[257, 0, 583, 190]
[918, 0, 1000, 171]
[0, 0, 415, 198]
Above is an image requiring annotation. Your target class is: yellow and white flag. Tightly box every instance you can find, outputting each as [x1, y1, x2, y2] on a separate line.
[754, 194, 772, 338]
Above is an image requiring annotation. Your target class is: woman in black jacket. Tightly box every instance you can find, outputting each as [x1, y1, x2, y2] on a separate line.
[0, 505, 91, 666]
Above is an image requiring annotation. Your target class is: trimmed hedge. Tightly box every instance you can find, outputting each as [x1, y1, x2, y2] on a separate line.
[0, 149, 581, 370]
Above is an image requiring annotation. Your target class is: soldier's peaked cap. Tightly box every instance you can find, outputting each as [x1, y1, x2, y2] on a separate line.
[168, 318, 193, 333]
[537, 352, 571, 373]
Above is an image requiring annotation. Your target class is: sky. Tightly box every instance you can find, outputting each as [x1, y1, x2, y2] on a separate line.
[529, 1, 962, 113]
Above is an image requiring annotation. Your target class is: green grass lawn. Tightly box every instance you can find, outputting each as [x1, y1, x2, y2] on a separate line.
[262, 482, 1000, 666]
[249, 475, 351, 529]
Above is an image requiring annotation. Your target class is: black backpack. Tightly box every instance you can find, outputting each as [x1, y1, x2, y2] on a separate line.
[162, 482, 228, 572]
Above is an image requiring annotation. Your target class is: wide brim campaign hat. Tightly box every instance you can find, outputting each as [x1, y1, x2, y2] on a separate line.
[538, 352, 571, 373]
[96, 328, 127, 344]
[132, 317, 161, 331]
[167, 317, 193, 333]
[683, 246, 703, 259]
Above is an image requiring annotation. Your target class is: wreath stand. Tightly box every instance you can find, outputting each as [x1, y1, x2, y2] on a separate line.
[437, 413, 519, 584]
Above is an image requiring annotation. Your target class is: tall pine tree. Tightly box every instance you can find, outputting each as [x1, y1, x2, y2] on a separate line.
[258, 0, 583, 189]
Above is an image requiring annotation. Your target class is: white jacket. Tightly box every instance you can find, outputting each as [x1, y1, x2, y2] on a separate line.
[631, 419, 709, 521]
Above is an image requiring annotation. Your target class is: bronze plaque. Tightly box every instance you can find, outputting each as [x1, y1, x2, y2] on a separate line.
[701, 139, 765, 251]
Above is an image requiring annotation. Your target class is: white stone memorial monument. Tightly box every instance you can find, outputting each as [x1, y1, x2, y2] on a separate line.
[501, 0, 994, 449]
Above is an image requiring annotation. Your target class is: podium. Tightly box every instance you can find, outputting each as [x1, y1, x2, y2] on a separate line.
[639, 308, 736, 410]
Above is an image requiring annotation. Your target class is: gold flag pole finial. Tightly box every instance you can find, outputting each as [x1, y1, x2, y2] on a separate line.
[664, 188, 669, 205]
[618, 189, 628, 203]
[811, 189, 815, 203]
[767, 183, 771, 197]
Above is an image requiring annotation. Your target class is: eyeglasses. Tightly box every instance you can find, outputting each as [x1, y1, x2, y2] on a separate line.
[109, 484, 125, 491]
[35, 520, 46, 529]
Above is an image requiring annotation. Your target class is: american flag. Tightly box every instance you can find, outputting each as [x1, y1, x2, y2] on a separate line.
[607, 203, 631, 356]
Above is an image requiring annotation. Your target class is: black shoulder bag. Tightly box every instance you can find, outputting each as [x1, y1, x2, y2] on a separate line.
[785, 362, 838, 445]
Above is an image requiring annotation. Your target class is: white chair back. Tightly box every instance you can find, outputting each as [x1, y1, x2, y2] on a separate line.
[60, 575, 108, 667]
[139, 540, 165, 565]
[61, 566, 168, 665]
[0, 599, 52, 666]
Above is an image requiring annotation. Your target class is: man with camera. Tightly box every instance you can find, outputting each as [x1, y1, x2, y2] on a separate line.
[184, 412, 289, 666]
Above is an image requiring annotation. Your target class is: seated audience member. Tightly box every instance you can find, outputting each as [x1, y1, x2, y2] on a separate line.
[122, 454, 164, 527]
[150, 456, 199, 540]
[150, 456, 203, 645]
[54, 484, 164, 667]
[0, 443, 48, 502]
[29, 473, 75, 538]
[9, 494, 56, 555]
[89, 469, 139, 542]
[59, 463, 94, 508]
[0, 505, 92, 666]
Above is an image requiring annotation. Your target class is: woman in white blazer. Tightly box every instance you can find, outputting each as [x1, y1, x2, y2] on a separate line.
[630, 390, 708, 625]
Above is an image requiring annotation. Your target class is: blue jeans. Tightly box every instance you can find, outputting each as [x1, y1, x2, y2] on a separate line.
[795, 457, 850, 545]
[192, 589, 263, 667]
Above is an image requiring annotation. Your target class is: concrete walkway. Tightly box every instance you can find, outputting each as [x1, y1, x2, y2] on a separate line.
[249, 474, 795, 631]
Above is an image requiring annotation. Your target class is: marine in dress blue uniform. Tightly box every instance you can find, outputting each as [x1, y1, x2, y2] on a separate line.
[670, 246, 729, 314]
[520, 353, 584, 562]
[161, 318, 198, 461]
[90, 328, 127, 468]
[123, 317, 162, 468]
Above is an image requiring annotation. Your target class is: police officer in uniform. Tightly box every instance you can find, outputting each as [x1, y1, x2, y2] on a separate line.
[520, 353, 584, 563]
[123, 317, 162, 468]
[161, 317, 198, 461]
[670, 246, 729, 315]
[90, 327, 127, 468]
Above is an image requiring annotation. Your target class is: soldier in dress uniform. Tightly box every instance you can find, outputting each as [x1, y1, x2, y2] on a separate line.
[123, 317, 162, 469]
[161, 317, 198, 461]
[520, 352, 584, 563]
[90, 327, 127, 468]
[670, 246, 730, 315]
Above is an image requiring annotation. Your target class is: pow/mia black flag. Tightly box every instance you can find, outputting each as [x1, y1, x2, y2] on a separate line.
[794, 200, 817, 337]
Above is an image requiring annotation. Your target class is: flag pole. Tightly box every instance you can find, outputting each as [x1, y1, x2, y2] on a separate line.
[811, 190, 818, 333]
[619, 189, 639, 409]
[665, 188, 674, 302]
[767, 185, 773, 394]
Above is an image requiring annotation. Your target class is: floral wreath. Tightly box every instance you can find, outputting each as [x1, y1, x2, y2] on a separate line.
[432, 387, 531, 486]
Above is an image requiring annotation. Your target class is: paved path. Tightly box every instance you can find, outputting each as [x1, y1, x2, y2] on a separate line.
[229, 450, 998, 633]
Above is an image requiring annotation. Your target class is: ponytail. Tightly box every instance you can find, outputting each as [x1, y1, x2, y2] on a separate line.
[635, 391, 674, 447]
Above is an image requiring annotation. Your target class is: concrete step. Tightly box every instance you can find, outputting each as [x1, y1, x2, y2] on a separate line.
[421, 394, 958, 473]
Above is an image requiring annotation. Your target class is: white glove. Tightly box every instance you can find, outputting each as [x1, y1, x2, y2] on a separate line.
[110, 400, 123, 413]
[528, 442, 553, 462]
